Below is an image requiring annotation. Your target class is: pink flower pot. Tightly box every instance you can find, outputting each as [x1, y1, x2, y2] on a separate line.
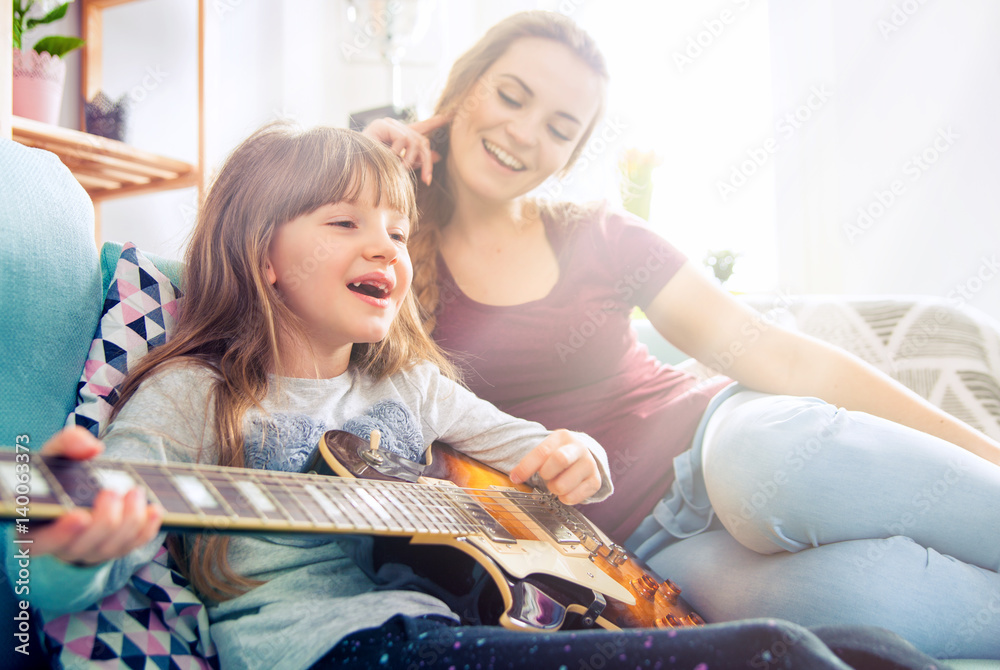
[12, 48, 67, 125]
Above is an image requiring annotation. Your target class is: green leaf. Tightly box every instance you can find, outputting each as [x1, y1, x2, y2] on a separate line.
[32, 35, 86, 58]
[13, 22, 23, 50]
[26, 2, 69, 28]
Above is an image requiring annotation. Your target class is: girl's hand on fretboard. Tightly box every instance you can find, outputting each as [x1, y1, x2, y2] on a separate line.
[27, 427, 164, 567]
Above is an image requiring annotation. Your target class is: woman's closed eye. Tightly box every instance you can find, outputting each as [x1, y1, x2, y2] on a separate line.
[549, 126, 571, 142]
[499, 90, 574, 142]
[498, 90, 522, 108]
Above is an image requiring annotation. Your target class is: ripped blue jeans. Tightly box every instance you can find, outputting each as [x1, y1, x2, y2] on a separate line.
[627, 389, 1000, 659]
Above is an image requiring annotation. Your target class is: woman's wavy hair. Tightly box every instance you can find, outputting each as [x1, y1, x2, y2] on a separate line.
[111, 122, 453, 600]
[410, 10, 609, 331]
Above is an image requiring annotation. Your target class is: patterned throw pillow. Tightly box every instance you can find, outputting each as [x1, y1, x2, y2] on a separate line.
[47, 243, 218, 668]
[66, 243, 182, 436]
[41, 546, 218, 669]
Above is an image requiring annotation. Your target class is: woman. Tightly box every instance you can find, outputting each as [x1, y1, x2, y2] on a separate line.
[365, 9, 1000, 659]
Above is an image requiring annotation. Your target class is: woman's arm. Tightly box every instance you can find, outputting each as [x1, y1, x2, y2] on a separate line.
[645, 261, 1000, 466]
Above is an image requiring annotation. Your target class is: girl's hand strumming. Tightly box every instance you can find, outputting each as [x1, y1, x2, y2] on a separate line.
[509, 429, 603, 505]
[363, 114, 450, 186]
[27, 427, 163, 567]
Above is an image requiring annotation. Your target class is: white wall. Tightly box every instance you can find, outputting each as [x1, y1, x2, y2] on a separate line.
[769, 0, 1000, 319]
[90, 0, 538, 261]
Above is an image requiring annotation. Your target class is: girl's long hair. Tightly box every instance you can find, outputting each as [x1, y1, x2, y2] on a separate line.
[112, 123, 453, 601]
[410, 10, 609, 331]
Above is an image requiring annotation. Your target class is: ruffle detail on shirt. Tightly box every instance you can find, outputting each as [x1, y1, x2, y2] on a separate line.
[342, 399, 425, 462]
[244, 413, 328, 472]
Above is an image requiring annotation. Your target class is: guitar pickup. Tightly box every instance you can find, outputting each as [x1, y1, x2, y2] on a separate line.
[507, 491, 583, 545]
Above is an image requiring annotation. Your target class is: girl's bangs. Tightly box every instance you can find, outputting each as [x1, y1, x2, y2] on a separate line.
[298, 131, 416, 222]
[338, 144, 417, 221]
[257, 127, 416, 231]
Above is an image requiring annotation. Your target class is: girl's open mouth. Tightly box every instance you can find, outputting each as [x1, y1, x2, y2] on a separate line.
[348, 281, 390, 300]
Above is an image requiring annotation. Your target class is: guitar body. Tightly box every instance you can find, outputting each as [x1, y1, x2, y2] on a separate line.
[315, 430, 704, 632]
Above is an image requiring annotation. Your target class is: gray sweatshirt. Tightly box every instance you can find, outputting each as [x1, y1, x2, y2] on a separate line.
[19, 361, 613, 669]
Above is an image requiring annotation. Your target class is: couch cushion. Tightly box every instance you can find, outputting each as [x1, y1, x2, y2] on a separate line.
[745, 295, 1000, 441]
[67, 243, 182, 436]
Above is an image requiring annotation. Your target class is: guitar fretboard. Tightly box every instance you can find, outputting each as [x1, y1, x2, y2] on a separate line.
[0, 451, 583, 544]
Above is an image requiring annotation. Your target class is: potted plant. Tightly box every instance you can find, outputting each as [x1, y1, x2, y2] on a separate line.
[12, 0, 85, 125]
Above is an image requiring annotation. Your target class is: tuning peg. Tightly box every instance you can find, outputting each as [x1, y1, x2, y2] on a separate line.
[360, 429, 384, 466]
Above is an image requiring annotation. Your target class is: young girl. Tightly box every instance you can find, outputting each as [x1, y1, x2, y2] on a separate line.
[18, 124, 910, 670]
[363, 10, 1000, 660]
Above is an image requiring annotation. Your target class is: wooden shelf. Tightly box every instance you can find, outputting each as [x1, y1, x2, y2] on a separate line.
[12, 115, 199, 200]
[2, 0, 206, 239]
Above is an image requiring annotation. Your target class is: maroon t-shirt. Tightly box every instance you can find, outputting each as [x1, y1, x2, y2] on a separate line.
[433, 202, 732, 541]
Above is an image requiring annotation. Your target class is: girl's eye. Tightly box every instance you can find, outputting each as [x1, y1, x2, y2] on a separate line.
[498, 90, 522, 108]
[390, 231, 408, 243]
[330, 219, 356, 228]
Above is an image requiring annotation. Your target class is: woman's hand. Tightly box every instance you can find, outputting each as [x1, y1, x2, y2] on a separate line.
[509, 429, 603, 505]
[363, 114, 450, 186]
[27, 427, 163, 567]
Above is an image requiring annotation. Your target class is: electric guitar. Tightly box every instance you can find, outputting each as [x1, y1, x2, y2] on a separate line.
[0, 430, 704, 632]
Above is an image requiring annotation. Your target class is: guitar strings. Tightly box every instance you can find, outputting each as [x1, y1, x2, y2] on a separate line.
[35, 457, 603, 542]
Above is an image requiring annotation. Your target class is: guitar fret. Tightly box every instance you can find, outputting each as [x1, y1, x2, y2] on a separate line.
[443, 489, 515, 543]
[317, 480, 372, 529]
[132, 468, 196, 516]
[258, 472, 313, 524]
[415, 488, 464, 532]
[187, 468, 238, 518]
[240, 472, 293, 522]
[200, 472, 261, 520]
[370, 482, 424, 533]
[40, 458, 104, 508]
[0, 456, 68, 508]
[427, 489, 472, 530]
[303, 483, 353, 529]
[281, 478, 330, 525]
[327, 480, 385, 531]
[416, 487, 471, 533]
[353, 484, 404, 532]
[120, 463, 167, 512]
[401, 487, 453, 533]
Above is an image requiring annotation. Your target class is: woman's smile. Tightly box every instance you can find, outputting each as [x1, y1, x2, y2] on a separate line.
[482, 139, 527, 171]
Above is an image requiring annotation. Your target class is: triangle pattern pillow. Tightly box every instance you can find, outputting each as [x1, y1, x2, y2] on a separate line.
[66, 242, 182, 436]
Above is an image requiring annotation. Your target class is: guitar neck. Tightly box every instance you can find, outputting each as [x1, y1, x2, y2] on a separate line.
[0, 449, 527, 540]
